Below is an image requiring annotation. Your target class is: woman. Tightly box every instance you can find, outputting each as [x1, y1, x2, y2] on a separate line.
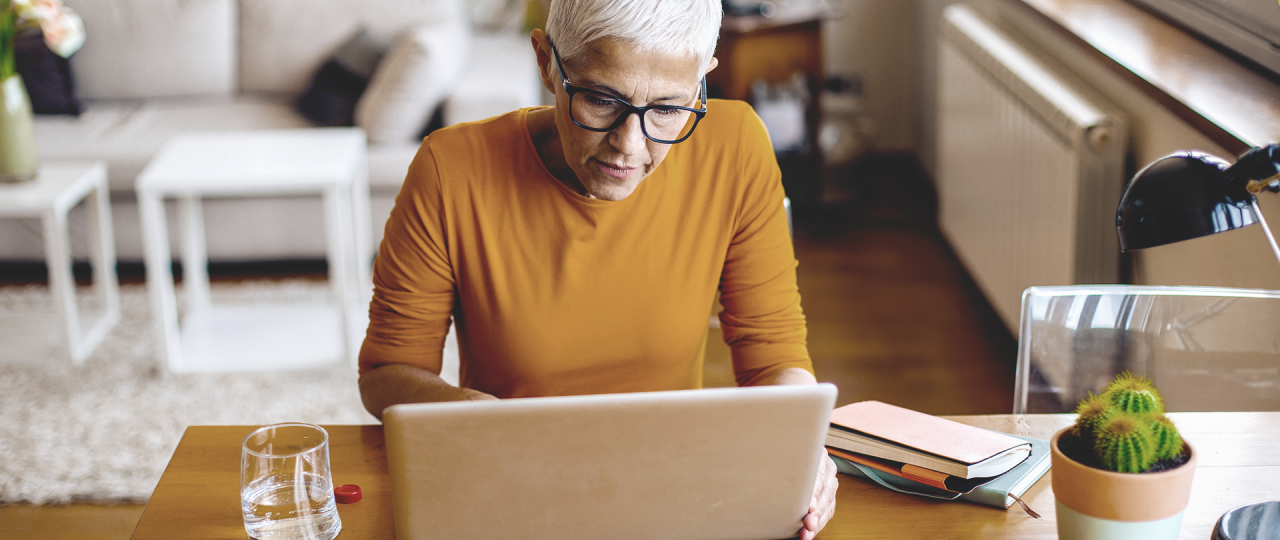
[357, 0, 836, 537]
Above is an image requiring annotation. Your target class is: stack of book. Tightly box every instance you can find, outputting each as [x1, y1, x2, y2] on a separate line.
[825, 401, 1051, 513]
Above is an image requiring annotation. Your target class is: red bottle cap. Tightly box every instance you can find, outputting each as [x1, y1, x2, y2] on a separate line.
[334, 484, 362, 504]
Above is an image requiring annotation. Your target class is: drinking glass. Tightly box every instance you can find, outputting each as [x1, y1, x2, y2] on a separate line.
[241, 423, 342, 540]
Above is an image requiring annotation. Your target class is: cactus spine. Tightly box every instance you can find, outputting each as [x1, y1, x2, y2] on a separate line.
[1067, 372, 1185, 473]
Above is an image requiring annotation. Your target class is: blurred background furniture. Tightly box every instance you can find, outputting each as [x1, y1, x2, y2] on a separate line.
[9, 0, 541, 264]
[0, 161, 118, 363]
[709, 3, 831, 209]
[136, 130, 369, 373]
[1014, 285, 1280, 413]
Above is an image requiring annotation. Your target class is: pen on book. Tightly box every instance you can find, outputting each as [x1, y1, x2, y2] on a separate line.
[825, 447, 999, 494]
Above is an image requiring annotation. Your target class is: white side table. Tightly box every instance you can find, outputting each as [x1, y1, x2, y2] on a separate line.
[136, 129, 372, 373]
[0, 161, 119, 363]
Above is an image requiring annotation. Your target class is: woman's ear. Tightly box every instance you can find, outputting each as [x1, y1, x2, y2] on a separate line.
[704, 56, 720, 77]
[529, 29, 558, 95]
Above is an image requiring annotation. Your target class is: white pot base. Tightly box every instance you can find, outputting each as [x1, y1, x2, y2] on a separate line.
[1056, 500, 1185, 539]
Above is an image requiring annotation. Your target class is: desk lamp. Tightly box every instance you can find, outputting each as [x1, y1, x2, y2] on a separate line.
[1116, 143, 1280, 540]
[1117, 143, 1280, 261]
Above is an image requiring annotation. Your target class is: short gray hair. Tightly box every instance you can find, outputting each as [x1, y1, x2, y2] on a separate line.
[545, 0, 722, 74]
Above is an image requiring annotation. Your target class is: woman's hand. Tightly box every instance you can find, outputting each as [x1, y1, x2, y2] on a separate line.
[799, 451, 838, 540]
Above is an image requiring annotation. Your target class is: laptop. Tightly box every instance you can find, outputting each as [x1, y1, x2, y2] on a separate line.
[383, 383, 838, 540]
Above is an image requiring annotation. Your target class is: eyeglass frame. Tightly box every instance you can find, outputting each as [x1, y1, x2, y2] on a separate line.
[548, 37, 707, 144]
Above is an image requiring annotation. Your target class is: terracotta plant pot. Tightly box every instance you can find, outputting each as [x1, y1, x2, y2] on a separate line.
[1050, 427, 1197, 539]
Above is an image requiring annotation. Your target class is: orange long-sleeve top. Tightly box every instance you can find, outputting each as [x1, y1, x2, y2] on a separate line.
[358, 99, 811, 398]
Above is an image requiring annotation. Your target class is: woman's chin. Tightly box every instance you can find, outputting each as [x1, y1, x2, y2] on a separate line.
[584, 177, 643, 201]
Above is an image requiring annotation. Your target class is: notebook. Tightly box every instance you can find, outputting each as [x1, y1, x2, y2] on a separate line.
[831, 433, 1052, 511]
[383, 384, 838, 540]
[826, 400, 1031, 478]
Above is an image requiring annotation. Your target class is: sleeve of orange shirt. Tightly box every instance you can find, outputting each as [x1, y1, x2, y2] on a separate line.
[357, 141, 455, 377]
[718, 108, 813, 386]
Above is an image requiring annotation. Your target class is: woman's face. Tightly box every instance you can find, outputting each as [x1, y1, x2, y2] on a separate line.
[538, 36, 710, 201]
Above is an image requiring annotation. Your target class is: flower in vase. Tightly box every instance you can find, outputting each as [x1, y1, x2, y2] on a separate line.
[10, 0, 84, 58]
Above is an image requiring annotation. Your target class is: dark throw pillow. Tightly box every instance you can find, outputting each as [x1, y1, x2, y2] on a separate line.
[15, 28, 81, 116]
[296, 29, 388, 127]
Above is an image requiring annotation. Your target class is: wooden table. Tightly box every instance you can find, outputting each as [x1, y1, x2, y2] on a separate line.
[131, 412, 1280, 539]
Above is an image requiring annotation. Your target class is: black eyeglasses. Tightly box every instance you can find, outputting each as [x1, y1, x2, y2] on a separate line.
[549, 37, 707, 144]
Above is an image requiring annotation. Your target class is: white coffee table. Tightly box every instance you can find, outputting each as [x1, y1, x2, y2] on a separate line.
[0, 161, 119, 363]
[135, 129, 372, 373]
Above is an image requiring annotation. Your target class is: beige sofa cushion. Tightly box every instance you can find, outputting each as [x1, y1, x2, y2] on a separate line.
[355, 21, 470, 144]
[442, 33, 542, 126]
[65, 0, 237, 100]
[238, 0, 465, 96]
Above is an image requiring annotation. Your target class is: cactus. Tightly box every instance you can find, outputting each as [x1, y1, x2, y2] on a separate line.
[1103, 372, 1164, 414]
[1066, 372, 1185, 473]
[1094, 413, 1157, 473]
[1073, 393, 1113, 440]
[1149, 414, 1184, 461]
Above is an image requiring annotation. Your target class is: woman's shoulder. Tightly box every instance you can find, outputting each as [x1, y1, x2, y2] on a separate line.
[400, 108, 543, 196]
[689, 99, 770, 149]
[420, 108, 538, 156]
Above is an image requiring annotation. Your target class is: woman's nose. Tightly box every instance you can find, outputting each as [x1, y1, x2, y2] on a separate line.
[609, 112, 647, 154]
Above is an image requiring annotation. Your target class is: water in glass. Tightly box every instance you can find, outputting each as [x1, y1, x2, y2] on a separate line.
[241, 471, 341, 540]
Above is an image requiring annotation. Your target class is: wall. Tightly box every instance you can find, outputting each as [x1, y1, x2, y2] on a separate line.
[821, 0, 920, 153]
[916, 0, 1280, 290]
[914, 0, 963, 178]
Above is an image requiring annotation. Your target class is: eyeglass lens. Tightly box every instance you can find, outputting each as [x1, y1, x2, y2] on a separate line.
[569, 92, 699, 143]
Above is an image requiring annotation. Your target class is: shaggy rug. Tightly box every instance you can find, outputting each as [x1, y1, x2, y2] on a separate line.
[0, 280, 376, 504]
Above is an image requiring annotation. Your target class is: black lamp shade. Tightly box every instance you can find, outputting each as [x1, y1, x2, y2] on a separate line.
[1116, 152, 1257, 251]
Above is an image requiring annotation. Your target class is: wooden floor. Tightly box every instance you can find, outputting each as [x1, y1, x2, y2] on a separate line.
[0, 154, 1016, 539]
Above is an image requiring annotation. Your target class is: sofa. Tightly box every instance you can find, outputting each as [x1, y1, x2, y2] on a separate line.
[5, 0, 543, 263]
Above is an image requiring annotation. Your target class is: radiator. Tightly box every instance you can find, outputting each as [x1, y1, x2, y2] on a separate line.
[937, 4, 1128, 335]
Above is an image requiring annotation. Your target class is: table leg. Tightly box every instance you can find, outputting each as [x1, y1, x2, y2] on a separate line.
[79, 169, 120, 361]
[324, 186, 358, 365]
[178, 196, 211, 312]
[43, 208, 82, 362]
[352, 156, 373, 301]
[139, 191, 183, 371]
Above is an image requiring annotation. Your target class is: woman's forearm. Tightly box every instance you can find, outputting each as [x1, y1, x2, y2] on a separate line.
[358, 363, 498, 420]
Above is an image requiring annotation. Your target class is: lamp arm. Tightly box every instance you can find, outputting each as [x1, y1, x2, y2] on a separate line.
[1250, 199, 1280, 269]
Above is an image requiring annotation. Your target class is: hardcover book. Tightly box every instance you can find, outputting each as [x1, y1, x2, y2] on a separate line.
[826, 400, 1032, 478]
[830, 433, 1052, 512]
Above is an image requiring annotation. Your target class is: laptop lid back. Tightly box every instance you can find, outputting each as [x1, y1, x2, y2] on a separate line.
[383, 384, 837, 540]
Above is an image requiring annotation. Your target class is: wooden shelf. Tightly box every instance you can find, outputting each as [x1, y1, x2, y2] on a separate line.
[1012, 0, 1280, 154]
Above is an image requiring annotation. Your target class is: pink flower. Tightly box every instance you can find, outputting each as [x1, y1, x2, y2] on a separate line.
[39, 6, 83, 57]
[9, 0, 84, 57]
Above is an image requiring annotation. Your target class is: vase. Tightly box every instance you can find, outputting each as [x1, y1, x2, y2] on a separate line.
[0, 74, 39, 183]
[1050, 427, 1197, 540]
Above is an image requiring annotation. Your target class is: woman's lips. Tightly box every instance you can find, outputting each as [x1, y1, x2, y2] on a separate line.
[594, 159, 637, 179]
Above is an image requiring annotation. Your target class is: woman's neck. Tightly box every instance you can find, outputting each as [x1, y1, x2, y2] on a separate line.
[526, 107, 591, 197]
